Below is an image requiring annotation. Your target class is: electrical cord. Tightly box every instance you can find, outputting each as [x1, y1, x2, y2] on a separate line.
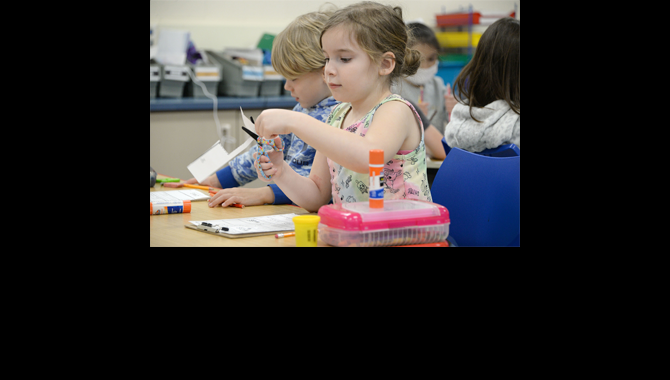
[186, 67, 235, 147]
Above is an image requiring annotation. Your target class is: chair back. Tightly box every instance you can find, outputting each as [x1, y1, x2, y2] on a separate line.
[432, 138, 520, 246]
[441, 139, 519, 158]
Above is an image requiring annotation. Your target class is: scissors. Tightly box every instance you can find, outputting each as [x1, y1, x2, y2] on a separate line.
[241, 117, 283, 180]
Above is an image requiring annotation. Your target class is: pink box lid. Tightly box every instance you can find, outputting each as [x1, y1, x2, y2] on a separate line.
[317, 200, 449, 231]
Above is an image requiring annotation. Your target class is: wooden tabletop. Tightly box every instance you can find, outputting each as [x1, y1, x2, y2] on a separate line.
[426, 156, 444, 169]
[150, 175, 330, 247]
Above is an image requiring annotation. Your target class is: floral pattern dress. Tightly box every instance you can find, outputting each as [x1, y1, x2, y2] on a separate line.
[325, 94, 432, 204]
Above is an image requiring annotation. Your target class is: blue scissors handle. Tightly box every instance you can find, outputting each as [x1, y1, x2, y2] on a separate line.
[255, 136, 284, 180]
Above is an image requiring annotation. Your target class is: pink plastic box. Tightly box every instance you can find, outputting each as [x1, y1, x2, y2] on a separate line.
[317, 200, 450, 247]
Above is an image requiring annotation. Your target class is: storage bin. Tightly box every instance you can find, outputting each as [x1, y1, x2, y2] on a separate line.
[436, 12, 481, 27]
[436, 61, 465, 87]
[205, 50, 263, 97]
[436, 31, 482, 48]
[259, 65, 284, 96]
[150, 63, 161, 98]
[317, 200, 450, 247]
[159, 64, 189, 98]
[184, 63, 221, 98]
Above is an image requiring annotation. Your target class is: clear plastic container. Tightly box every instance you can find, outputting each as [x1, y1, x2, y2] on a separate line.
[317, 200, 450, 247]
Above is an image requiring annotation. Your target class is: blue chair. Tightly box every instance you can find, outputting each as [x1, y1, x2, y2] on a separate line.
[433, 138, 520, 247]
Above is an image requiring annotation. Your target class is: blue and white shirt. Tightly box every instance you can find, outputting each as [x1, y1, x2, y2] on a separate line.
[215, 96, 340, 204]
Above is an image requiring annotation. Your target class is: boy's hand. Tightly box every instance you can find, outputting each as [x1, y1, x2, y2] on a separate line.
[208, 186, 274, 208]
[184, 175, 221, 188]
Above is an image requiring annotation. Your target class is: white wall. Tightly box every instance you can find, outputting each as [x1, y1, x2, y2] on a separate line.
[150, 0, 520, 51]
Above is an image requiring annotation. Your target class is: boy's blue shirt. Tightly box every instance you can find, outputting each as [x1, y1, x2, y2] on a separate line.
[215, 96, 340, 204]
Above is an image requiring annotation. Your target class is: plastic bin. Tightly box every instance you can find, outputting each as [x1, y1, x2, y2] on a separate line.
[150, 63, 161, 98]
[436, 31, 482, 48]
[317, 200, 450, 247]
[205, 50, 263, 97]
[184, 62, 221, 98]
[259, 65, 284, 96]
[436, 12, 481, 27]
[159, 64, 189, 98]
[436, 61, 465, 87]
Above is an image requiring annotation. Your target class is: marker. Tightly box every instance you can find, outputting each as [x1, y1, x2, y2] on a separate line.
[156, 178, 180, 183]
[275, 232, 295, 238]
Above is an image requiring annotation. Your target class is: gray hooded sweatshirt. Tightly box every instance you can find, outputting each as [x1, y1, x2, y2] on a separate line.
[444, 100, 520, 153]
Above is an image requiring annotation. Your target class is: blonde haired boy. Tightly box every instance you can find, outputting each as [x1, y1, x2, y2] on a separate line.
[187, 11, 339, 207]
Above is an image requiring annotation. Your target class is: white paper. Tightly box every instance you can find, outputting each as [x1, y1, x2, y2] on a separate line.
[186, 140, 229, 183]
[154, 29, 189, 66]
[151, 189, 210, 202]
[186, 107, 257, 183]
[189, 213, 298, 235]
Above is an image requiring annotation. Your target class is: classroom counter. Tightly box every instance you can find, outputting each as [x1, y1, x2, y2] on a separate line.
[150, 95, 296, 112]
[150, 96, 297, 181]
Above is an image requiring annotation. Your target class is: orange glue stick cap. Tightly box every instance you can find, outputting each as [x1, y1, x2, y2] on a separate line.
[369, 149, 384, 165]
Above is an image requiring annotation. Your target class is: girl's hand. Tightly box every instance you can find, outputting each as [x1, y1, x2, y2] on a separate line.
[252, 137, 285, 182]
[208, 186, 273, 208]
[254, 109, 295, 139]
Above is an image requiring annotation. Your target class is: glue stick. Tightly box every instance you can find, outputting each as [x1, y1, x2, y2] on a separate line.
[150, 200, 191, 215]
[369, 149, 384, 208]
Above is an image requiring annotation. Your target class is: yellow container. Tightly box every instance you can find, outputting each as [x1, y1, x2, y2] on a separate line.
[435, 31, 482, 48]
[293, 215, 321, 247]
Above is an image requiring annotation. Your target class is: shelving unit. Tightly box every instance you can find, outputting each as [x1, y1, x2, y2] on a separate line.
[435, 3, 517, 64]
[433, 3, 517, 87]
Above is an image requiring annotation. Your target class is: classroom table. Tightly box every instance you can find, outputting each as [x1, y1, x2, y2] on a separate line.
[426, 156, 443, 188]
[150, 174, 329, 247]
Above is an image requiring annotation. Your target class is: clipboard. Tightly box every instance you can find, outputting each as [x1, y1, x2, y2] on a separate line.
[185, 213, 299, 239]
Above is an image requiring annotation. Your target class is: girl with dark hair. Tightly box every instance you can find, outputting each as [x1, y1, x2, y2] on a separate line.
[445, 17, 520, 152]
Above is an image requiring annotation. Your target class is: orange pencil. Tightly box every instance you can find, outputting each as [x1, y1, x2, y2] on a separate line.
[183, 183, 210, 190]
[275, 232, 295, 238]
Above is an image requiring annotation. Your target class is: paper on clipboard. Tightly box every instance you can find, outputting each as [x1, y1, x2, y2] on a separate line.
[187, 213, 299, 238]
[186, 107, 257, 183]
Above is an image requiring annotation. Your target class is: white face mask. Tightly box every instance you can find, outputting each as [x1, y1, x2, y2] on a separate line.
[405, 62, 438, 86]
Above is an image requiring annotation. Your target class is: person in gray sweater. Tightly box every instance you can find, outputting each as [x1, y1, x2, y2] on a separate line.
[444, 17, 520, 153]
